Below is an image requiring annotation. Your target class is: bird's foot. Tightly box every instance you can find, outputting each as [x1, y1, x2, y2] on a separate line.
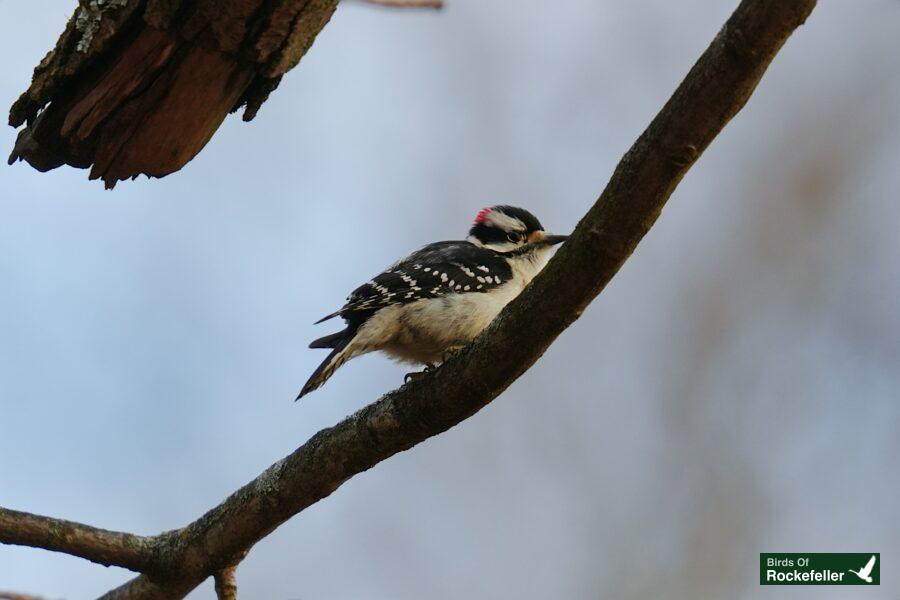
[404, 363, 436, 384]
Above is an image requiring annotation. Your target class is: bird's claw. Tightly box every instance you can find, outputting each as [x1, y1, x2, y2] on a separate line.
[404, 363, 436, 384]
[404, 371, 425, 384]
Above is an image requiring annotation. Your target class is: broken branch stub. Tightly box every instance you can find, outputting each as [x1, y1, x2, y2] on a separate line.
[8, 0, 340, 188]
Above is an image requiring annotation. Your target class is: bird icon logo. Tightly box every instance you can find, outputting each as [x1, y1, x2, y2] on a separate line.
[848, 555, 877, 583]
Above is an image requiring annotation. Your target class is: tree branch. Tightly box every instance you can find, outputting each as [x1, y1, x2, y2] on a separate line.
[213, 566, 238, 600]
[8, 0, 343, 188]
[0, 508, 155, 572]
[0, 1, 817, 598]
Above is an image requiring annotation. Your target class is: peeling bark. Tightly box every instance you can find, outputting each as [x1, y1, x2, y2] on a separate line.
[8, 0, 339, 188]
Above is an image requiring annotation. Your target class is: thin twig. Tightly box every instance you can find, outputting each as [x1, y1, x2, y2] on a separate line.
[361, 0, 443, 8]
[0, 592, 51, 600]
[214, 567, 238, 600]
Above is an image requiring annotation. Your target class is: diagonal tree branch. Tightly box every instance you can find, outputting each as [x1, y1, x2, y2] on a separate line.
[0, 1, 817, 598]
[0, 508, 155, 572]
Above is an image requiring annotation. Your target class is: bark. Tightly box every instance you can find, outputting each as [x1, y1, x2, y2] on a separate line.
[213, 567, 238, 600]
[0, 508, 155, 571]
[0, 1, 817, 598]
[8, 0, 340, 188]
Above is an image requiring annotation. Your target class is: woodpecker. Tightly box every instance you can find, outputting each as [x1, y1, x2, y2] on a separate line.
[297, 205, 567, 399]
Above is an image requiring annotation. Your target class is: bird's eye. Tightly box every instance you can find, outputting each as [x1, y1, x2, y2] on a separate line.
[507, 232, 524, 243]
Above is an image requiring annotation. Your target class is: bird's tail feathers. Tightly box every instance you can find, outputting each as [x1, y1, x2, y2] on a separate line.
[314, 310, 342, 324]
[297, 335, 356, 400]
[309, 330, 348, 349]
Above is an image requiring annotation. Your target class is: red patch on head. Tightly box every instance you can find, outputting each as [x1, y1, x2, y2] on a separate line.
[474, 207, 492, 225]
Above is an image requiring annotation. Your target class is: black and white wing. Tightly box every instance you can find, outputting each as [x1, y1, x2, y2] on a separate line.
[315, 241, 512, 324]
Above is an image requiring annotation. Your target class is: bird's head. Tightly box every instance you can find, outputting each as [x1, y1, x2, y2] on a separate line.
[467, 205, 567, 254]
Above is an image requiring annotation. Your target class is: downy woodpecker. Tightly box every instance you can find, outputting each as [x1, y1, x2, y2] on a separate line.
[298, 205, 567, 399]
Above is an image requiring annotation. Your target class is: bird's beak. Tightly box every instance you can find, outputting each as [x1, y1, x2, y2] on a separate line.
[529, 231, 568, 246]
[543, 234, 568, 246]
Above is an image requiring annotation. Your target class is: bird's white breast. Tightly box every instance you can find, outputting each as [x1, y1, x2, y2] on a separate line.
[372, 246, 553, 364]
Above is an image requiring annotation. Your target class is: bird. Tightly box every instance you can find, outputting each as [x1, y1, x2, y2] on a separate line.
[848, 555, 877, 583]
[297, 205, 567, 399]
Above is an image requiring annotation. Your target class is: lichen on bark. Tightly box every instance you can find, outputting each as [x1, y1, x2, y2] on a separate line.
[74, 0, 131, 52]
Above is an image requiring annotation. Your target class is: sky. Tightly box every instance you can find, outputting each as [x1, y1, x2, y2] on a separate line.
[1, 1, 898, 598]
